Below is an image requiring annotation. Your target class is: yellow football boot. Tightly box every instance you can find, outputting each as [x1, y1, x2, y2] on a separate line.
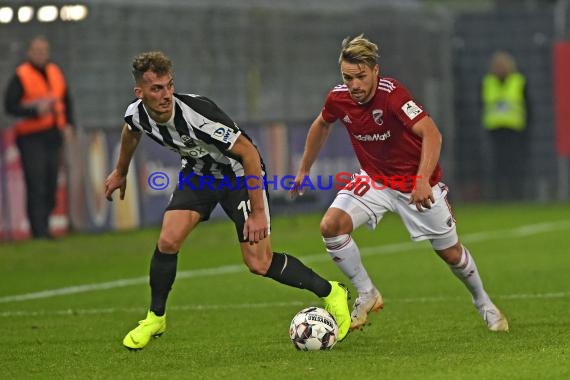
[122, 310, 166, 350]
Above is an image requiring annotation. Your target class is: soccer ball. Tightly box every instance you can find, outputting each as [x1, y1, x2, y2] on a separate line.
[289, 306, 338, 350]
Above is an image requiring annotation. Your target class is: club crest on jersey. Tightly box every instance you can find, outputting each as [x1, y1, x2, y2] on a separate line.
[372, 109, 384, 126]
[180, 134, 197, 147]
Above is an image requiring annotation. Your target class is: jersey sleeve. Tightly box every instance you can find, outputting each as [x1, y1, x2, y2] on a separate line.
[124, 100, 142, 132]
[196, 121, 242, 151]
[321, 91, 339, 123]
[388, 85, 428, 128]
[178, 94, 242, 151]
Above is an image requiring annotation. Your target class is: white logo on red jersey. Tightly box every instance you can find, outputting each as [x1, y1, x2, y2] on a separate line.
[353, 130, 391, 142]
[372, 109, 383, 126]
[402, 100, 422, 120]
[342, 115, 352, 124]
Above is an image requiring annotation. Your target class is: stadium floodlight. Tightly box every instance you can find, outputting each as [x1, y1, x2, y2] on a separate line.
[0, 6, 14, 23]
[38, 5, 58, 22]
[17, 6, 33, 23]
[60, 5, 88, 21]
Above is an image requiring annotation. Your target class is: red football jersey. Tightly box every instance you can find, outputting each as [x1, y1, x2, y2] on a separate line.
[321, 76, 442, 193]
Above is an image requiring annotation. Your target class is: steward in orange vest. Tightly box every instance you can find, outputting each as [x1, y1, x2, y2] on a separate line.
[12, 61, 68, 135]
[5, 61, 73, 136]
[3, 36, 74, 239]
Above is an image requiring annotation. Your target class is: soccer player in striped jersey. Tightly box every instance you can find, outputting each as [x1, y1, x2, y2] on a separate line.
[104, 51, 350, 350]
[292, 35, 508, 333]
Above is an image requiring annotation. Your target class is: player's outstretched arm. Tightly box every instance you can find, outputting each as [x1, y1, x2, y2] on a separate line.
[291, 114, 332, 198]
[104, 124, 142, 201]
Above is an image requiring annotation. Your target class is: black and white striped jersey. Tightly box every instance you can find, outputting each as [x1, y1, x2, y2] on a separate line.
[124, 93, 257, 178]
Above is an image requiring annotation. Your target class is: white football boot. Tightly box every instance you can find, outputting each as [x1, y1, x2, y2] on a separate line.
[350, 287, 384, 330]
[476, 303, 509, 332]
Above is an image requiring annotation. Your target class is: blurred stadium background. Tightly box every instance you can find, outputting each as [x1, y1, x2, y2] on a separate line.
[1, 3, 569, 378]
[1, 0, 569, 240]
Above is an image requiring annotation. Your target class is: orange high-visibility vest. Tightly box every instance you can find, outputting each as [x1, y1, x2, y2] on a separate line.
[13, 62, 68, 136]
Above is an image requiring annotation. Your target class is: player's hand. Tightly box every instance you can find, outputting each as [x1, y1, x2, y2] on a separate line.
[409, 177, 434, 212]
[290, 170, 309, 199]
[104, 169, 127, 201]
[243, 210, 269, 245]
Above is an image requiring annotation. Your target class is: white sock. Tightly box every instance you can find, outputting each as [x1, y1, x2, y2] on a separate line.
[323, 234, 375, 294]
[449, 245, 492, 307]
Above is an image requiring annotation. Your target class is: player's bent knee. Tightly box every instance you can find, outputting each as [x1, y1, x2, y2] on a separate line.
[157, 234, 183, 253]
[241, 248, 271, 275]
[244, 258, 270, 275]
[320, 218, 345, 238]
[320, 209, 353, 237]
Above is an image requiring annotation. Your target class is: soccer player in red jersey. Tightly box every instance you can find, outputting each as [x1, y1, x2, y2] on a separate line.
[292, 35, 508, 332]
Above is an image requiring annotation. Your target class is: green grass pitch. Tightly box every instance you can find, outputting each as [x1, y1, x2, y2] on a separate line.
[1, 203, 569, 379]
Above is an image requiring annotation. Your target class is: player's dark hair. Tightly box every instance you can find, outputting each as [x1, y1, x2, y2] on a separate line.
[132, 51, 172, 83]
[338, 34, 379, 69]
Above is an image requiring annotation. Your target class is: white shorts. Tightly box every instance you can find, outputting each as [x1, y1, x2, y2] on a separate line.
[330, 170, 458, 250]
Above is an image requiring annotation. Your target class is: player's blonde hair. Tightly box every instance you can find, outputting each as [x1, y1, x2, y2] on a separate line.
[338, 34, 379, 69]
[132, 51, 172, 83]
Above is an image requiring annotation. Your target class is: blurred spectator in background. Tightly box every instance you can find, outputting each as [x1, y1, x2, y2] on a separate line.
[4, 35, 74, 239]
[481, 50, 530, 201]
